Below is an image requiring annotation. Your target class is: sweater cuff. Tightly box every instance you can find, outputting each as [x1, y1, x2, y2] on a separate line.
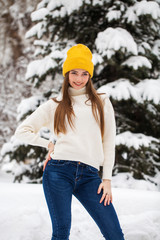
[102, 163, 113, 180]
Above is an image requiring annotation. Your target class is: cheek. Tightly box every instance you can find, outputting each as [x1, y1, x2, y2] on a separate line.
[69, 74, 74, 83]
[84, 77, 89, 84]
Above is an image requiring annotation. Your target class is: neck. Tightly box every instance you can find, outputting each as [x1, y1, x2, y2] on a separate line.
[68, 85, 87, 96]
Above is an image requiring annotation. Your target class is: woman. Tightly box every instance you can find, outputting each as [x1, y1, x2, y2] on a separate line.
[15, 44, 125, 240]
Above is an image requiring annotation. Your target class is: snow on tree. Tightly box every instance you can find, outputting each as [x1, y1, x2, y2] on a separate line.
[1, 0, 160, 189]
[0, 0, 42, 155]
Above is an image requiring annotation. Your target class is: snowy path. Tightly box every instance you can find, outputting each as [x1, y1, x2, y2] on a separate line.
[0, 183, 160, 240]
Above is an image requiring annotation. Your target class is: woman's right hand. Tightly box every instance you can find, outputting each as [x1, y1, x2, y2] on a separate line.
[43, 142, 55, 171]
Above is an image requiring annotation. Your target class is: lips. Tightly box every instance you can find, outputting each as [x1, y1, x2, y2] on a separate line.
[74, 82, 82, 86]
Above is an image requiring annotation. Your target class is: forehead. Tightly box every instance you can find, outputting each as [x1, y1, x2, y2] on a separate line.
[70, 68, 88, 73]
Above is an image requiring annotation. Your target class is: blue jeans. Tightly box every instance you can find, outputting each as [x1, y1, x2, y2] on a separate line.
[42, 159, 125, 240]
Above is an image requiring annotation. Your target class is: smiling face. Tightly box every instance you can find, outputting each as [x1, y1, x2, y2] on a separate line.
[68, 68, 89, 90]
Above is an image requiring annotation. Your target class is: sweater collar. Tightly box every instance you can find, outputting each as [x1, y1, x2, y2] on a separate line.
[68, 86, 87, 96]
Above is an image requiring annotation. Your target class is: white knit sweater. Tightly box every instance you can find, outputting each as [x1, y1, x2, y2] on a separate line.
[14, 86, 116, 180]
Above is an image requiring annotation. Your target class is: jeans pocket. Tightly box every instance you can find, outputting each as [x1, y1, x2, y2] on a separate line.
[87, 165, 98, 173]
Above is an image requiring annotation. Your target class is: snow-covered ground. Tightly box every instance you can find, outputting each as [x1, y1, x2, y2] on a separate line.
[0, 181, 160, 240]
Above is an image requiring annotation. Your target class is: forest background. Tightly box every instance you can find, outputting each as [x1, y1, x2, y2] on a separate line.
[1, 0, 159, 190]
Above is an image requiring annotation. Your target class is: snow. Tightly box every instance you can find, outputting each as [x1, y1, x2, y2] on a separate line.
[92, 52, 103, 65]
[152, 40, 160, 60]
[25, 56, 57, 80]
[123, 7, 138, 24]
[1, 159, 30, 179]
[25, 22, 47, 39]
[47, 0, 83, 15]
[116, 131, 159, 150]
[16, 96, 45, 121]
[140, 42, 151, 51]
[0, 47, 13, 68]
[40, 0, 111, 15]
[33, 40, 50, 56]
[95, 27, 138, 59]
[25, 41, 75, 79]
[37, 0, 50, 10]
[112, 172, 159, 191]
[50, 49, 65, 59]
[92, 0, 107, 6]
[138, 42, 151, 55]
[49, 7, 67, 18]
[106, 10, 121, 21]
[34, 40, 49, 47]
[31, 0, 160, 40]
[122, 56, 152, 70]
[124, 1, 160, 24]
[31, 8, 49, 21]
[134, 0, 160, 20]
[9, 2, 21, 19]
[0, 182, 160, 240]
[98, 78, 139, 101]
[98, 78, 160, 105]
[0, 135, 28, 157]
[136, 79, 160, 105]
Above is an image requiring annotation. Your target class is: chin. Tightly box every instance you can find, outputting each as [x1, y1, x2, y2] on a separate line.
[71, 83, 82, 89]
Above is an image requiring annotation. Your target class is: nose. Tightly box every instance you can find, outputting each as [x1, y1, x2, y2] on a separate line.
[75, 74, 82, 82]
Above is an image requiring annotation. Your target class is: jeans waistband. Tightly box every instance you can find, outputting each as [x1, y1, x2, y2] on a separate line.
[50, 158, 90, 168]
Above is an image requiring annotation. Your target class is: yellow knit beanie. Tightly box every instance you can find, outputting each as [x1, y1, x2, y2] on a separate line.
[62, 44, 94, 78]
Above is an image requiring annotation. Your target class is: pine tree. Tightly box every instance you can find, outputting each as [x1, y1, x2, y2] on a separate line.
[1, 0, 160, 189]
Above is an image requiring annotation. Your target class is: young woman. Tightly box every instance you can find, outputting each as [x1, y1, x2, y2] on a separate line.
[15, 44, 125, 240]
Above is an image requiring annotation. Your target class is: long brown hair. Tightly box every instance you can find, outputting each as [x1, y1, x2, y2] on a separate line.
[51, 72, 106, 139]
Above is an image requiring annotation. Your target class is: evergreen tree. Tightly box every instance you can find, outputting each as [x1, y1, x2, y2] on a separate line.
[1, 0, 160, 189]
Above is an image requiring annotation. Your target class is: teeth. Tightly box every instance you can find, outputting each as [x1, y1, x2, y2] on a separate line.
[75, 83, 81, 86]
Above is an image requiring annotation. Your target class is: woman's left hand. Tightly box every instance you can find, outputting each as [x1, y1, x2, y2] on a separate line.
[97, 179, 112, 206]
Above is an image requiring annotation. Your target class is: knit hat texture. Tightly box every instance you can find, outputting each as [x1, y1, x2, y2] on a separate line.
[62, 44, 94, 78]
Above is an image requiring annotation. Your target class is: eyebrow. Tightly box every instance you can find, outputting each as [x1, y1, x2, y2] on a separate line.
[70, 70, 88, 73]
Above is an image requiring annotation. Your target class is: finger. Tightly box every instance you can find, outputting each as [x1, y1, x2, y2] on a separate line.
[110, 194, 113, 203]
[44, 160, 47, 171]
[104, 194, 110, 206]
[107, 195, 111, 205]
[43, 153, 52, 171]
[97, 183, 102, 194]
[99, 192, 107, 203]
[47, 153, 51, 161]
[43, 159, 48, 171]
[104, 195, 108, 206]
[43, 163, 46, 172]
[46, 155, 51, 162]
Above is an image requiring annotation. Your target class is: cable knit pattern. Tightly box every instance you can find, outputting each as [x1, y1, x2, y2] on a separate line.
[14, 86, 116, 180]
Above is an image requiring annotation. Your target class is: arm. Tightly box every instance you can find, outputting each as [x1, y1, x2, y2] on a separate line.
[14, 99, 54, 150]
[102, 95, 116, 180]
[97, 95, 116, 206]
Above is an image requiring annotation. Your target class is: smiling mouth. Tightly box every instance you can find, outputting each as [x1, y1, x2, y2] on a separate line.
[74, 82, 82, 86]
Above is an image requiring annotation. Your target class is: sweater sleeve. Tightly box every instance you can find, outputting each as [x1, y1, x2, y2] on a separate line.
[14, 99, 54, 150]
[102, 95, 116, 180]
